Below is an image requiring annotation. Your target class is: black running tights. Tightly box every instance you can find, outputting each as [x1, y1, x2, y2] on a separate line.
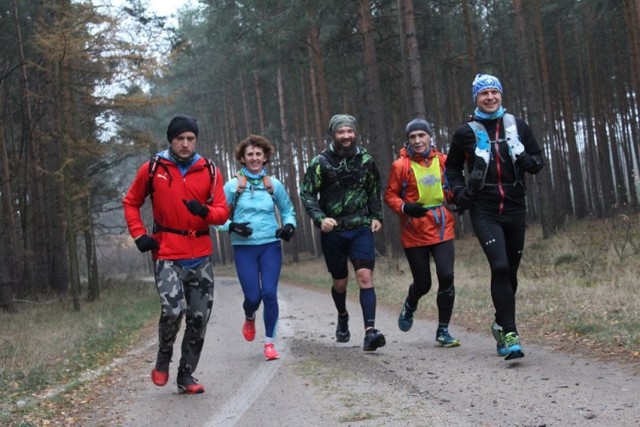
[470, 210, 526, 335]
[403, 240, 455, 326]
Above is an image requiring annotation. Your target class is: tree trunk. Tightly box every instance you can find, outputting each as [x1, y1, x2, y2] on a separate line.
[396, 0, 411, 120]
[358, 0, 394, 254]
[276, 66, 299, 262]
[583, 5, 615, 216]
[555, 21, 587, 218]
[254, 71, 266, 133]
[239, 73, 252, 136]
[401, 0, 426, 119]
[512, 0, 555, 238]
[307, 18, 331, 135]
[0, 92, 17, 311]
[461, 0, 477, 73]
[82, 193, 99, 301]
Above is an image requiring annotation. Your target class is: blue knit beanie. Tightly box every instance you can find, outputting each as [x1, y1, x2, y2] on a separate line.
[472, 74, 503, 103]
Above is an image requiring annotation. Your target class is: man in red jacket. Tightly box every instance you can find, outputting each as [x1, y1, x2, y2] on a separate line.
[123, 115, 228, 394]
[384, 118, 460, 348]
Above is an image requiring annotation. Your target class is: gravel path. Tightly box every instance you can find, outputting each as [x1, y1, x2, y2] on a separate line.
[77, 277, 639, 427]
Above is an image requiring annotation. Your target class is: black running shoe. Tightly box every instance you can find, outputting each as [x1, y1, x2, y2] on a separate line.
[336, 313, 350, 343]
[363, 328, 386, 351]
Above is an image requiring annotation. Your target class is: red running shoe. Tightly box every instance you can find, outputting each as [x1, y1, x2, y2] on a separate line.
[243, 319, 256, 341]
[151, 349, 171, 386]
[151, 369, 169, 386]
[177, 371, 205, 394]
[263, 343, 280, 361]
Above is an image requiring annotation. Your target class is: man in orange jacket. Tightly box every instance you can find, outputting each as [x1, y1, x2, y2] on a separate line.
[123, 115, 228, 394]
[384, 118, 460, 347]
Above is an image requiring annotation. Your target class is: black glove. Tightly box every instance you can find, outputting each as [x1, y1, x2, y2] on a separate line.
[229, 222, 253, 237]
[516, 152, 539, 173]
[135, 234, 159, 253]
[454, 188, 475, 211]
[275, 224, 295, 241]
[183, 199, 209, 218]
[402, 202, 427, 218]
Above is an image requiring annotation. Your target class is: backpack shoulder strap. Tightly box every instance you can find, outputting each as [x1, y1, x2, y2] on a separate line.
[229, 172, 275, 220]
[467, 120, 487, 134]
[263, 175, 274, 194]
[503, 113, 516, 127]
[202, 157, 217, 203]
[147, 155, 172, 198]
[235, 172, 248, 194]
[319, 151, 337, 168]
[399, 155, 411, 200]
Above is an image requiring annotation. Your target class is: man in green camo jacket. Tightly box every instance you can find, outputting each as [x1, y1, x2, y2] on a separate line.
[300, 114, 386, 352]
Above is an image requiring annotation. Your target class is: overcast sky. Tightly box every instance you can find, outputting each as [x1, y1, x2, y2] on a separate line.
[147, 0, 192, 16]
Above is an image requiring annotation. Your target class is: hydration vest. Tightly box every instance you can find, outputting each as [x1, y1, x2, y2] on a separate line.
[318, 151, 363, 188]
[467, 113, 524, 189]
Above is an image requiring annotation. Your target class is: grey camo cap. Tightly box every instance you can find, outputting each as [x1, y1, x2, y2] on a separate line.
[328, 114, 357, 135]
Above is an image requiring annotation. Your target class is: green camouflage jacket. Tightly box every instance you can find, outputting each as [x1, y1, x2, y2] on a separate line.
[300, 145, 383, 230]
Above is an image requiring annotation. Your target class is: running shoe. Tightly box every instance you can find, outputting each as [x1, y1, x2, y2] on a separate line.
[503, 332, 525, 360]
[435, 326, 461, 348]
[336, 313, 351, 343]
[264, 343, 280, 361]
[397, 300, 415, 332]
[491, 321, 508, 356]
[151, 349, 172, 386]
[243, 318, 256, 342]
[363, 328, 386, 351]
[177, 371, 205, 394]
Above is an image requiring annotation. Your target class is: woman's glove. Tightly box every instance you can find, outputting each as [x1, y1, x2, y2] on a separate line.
[402, 202, 427, 218]
[229, 222, 253, 237]
[275, 224, 295, 241]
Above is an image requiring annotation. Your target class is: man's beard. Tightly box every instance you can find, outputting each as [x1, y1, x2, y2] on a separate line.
[333, 140, 357, 158]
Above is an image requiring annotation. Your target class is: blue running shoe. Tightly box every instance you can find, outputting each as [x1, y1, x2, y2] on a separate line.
[503, 332, 525, 360]
[491, 321, 508, 356]
[397, 301, 415, 332]
[435, 326, 461, 348]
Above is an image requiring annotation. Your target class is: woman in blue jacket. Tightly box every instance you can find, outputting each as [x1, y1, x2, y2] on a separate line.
[221, 134, 297, 361]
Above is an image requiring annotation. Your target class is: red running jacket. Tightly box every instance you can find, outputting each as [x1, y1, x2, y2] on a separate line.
[123, 155, 228, 260]
[384, 147, 455, 248]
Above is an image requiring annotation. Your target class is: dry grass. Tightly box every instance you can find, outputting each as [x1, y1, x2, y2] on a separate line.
[0, 279, 158, 425]
[280, 215, 640, 367]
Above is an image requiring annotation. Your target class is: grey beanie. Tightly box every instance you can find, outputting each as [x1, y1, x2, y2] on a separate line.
[328, 114, 357, 135]
[167, 115, 199, 142]
[405, 118, 433, 138]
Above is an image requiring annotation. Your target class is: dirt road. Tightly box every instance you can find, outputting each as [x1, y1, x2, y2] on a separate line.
[80, 277, 638, 426]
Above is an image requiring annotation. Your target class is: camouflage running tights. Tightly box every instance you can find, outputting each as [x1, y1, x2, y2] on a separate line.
[154, 258, 215, 374]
